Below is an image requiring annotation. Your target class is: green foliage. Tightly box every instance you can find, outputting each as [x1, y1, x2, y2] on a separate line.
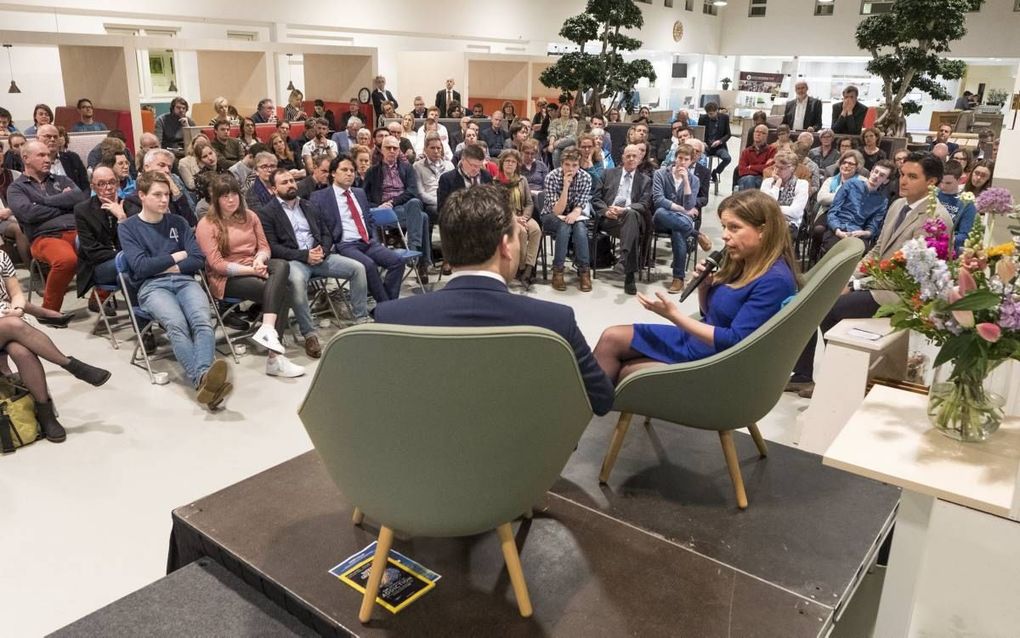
[538, 0, 655, 115]
[855, 0, 983, 135]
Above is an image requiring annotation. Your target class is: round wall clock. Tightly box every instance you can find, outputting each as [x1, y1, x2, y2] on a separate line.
[672, 21, 684, 42]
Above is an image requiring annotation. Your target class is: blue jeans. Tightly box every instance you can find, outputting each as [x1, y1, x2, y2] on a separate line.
[542, 215, 590, 271]
[706, 144, 731, 175]
[653, 208, 696, 278]
[288, 255, 369, 336]
[737, 175, 763, 191]
[138, 275, 215, 388]
[94, 258, 118, 286]
[394, 198, 430, 264]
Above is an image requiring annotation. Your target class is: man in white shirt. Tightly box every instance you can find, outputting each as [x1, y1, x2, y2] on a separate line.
[782, 81, 823, 132]
[413, 133, 454, 222]
[301, 117, 338, 172]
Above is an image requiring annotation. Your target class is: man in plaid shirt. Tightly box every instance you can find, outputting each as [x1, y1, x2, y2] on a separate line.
[542, 148, 592, 292]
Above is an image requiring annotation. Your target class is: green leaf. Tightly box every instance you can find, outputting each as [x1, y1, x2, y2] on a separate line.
[934, 334, 976, 368]
[944, 290, 1001, 311]
[875, 304, 898, 318]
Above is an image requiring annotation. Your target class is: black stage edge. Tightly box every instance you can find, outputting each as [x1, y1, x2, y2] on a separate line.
[167, 414, 898, 637]
[50, 558, 317, 637]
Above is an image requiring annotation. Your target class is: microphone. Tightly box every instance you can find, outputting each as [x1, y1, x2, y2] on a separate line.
[679, 250, 724, 302]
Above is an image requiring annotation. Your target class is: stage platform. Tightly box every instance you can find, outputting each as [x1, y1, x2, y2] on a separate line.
[167, 413, 900, 637]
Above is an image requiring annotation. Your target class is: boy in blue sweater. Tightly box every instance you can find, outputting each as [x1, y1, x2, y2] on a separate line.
[118, 171, 232, 409]
[820, 159, 894, 257]
[936, 160, 977, 254]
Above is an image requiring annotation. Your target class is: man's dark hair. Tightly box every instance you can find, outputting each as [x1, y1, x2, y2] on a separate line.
[99, 150, 128, 169]
[314, 98, 325, 107]
[843, 85, 859, 98]
[329, 153, 354, 174]
[560, 148, 581, 164]
[108, 129, 126, 142]
[439, 184, 515, 267]
[170, 97, 189, 111]
[874, 159, 895, 174]
[472, 103, 483, 110]
[460, 143, 485, 162]
[943, 159, 964, 180]
[257, 98, 273, 111]
[704, 102, 719, 113]
[0, 106, 11, 121]
[214, 119, 231, 130]
[270, 167, 292, 186]
[905, 151, 944, 183]
[137, 170, 171, 194]
[76, 98, 92, 109]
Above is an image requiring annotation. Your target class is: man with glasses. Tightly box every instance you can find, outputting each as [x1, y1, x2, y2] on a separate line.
[736, 124, 775, 191]
[74, 166, 124, 313]
[245, 151, 278, 211]
[71, 98, 108, 133]
[297, 155, 332, 200]
[364, 136, 431, 282]
[36, 124, 88, 192]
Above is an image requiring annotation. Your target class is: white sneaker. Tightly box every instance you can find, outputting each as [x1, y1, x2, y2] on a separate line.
[249, 324, 285, 354]
[266, 355, 305, 378]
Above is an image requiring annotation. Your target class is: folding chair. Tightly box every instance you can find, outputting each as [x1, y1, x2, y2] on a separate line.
[74, 237, 124, 349]
[308, 275, 354, 327]
[197, 272, 246, 363]
[115, 253, 172, 385]
[369, 207, 427, 293]
[25, 259, 48, 305]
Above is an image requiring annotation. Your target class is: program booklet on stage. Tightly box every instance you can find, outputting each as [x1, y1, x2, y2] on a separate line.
[329, 542, 441, 613]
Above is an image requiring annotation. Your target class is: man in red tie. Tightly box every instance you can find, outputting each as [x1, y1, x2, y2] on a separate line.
[311, 155, 405, 302]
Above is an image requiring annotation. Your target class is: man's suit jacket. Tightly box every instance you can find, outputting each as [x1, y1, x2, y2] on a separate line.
[435, 88, 462, 117]
[331, 130, 354, 154]
[373, 275, 614, 416]
[256, 197, 332, 263]
[862, 196, 951, 304]
[831, 102, 869, 135]
[310, 185, 378, 248]
[73, 196, 119, 297]
[782, 97, 823, 131]
[692, 161, 711, 211]
[591, 167, 652, 221]
[436, 168, 493, 214]
[696, 113, 732, 145]
[58, 151, 89, 192]
[371, 89, 398, 120]
[363, 160, 420, 207]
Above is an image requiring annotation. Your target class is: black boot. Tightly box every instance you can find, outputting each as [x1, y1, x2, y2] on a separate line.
[35, 400, 65, 443]
[62, 357, 111, 387]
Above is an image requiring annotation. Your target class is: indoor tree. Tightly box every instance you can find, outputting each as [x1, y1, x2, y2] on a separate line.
[539, 0, 656, 116]
[856, 0, 984, 137]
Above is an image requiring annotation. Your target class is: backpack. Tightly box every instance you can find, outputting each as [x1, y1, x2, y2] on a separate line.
[0, 378, 39, 454]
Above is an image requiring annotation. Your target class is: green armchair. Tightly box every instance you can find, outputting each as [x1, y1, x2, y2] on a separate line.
[599, 238, 866, 509]
[298, 324, 595, 623]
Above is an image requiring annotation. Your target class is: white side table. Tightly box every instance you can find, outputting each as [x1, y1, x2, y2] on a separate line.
[824, 385, 1020, 637]
[796, 318, 908, 454]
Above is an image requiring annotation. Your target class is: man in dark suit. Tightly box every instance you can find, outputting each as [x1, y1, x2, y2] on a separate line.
[74, 166, 122, 314]
[782, 81, 823, 132]
[437, 143, 493, 213]
[374, 183, 614, 416]
[435, 78, 461, 118]
[260, 168, 370, 358]
[696, 102, 732, 184]
[312, 155, 404, 304]
[831, 85, 868, 136]
[592, 144, 651, 295]
[371, 75, 398, 123]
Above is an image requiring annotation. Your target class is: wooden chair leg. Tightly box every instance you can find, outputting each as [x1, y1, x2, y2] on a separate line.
[358, 526, 394, 624]
[352, 507, 364, 525]
[718, 430, 748, 510]
[599, 412, 634, 484]
[747, 423, 768, 458]
[497, 523, 533, 618]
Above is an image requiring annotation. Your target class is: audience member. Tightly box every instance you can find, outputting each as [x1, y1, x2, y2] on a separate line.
[930, 123, 959, 155]
[437, 142, 493, 213]
[268, 132, 303, 178]
[371, 76, 398, 121]
[577, 133, 605, 181]
[501, 101, 517, 123]
[737, 125, 775, 191]
[73, 166, 124, 310]
[0, 106, 15, 132]
[71, 98, 107, 132]
[794, 133, 823, 197]
[252, 98, 277, 125]
[229, 145, 259, 191]
[743, 110, 768, 147]
[0, 153, 30, 266]
[154, 97, 196, 150]
[244, 151, 278, 211]
[119, 171, 232, 408]
[697, 102, 732, 184]
[831, 85, 867, 135]
[23, 103, 53, 137]
[300, 117, 338, 172]
[937, 159, 977, 254]
[471, 103, 485, 118]
[859, 127, 886, 171]
[547, 103, 579, 168]
[447, 101, 464, 119]
[593, 144, 650, 295]
[283, 89, 307, 123]
[760, 149, 809, 241]
[594, 189, 798, 383]
[296, 155, 331, 200]
[350, 144, 372, 188]
[332, 116, 362, 154]
[35, 124, 87, 192]
[409, 96, 428, 119]
[8, 140, 87, 317]
[808, 129, 839, 174]
[413, 119, 452, 161]
[102, 150, 135, 199]
[963, 159, 993, 197]
[782, 81, 823, 131]
[688, 139, 711, 212]
[788, 153, 950, 396]
[260, 169, 370, 358]
[931, 143, 949, 163]
[312, 99, 335, 132]
[809, 150, 865, 262]
[652, 143, 710, 294]
[364, 136, 430, 280]
[494, 149, 540, 288]
[820, 160, 894, 257]
[542, 148, 592, 292]
[520, 139, 548, 192]
[480, 111, 509, 154]
[3, 133, 26, 172]
[125, 148, 197, 226]
[338, 98, 361, 131]
[374, 182, 613, 413]
[312, 154, 404, 303]
[196, 174, 303, 378]
[772, 124, 792, 150]
[413, 133, 453, 222]
[435, 78, 460, 117]
[209, 96, 240, 127]
[951, 147, 973, 184]
[955, 90, 977, 111]
[208, 119, 243, 172]
[235, 117, 258, 154]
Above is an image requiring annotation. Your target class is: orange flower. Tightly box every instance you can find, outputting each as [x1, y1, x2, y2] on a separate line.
[879, 259, 893, 271]
[892, 250, 905, 264]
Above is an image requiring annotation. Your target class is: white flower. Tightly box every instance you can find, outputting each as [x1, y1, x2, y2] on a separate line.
[902, 238, 952, 301]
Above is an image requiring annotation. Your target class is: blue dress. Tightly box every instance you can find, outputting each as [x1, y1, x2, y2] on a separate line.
[632, 260, 796, 364]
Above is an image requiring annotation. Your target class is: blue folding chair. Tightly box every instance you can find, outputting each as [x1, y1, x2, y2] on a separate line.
[370, 207, 427, 293]
[115, 252, 170, 384]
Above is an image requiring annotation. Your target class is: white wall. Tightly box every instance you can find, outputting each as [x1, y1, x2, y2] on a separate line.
[994, 62, 1020, 197]
[1, 45, 65, 129]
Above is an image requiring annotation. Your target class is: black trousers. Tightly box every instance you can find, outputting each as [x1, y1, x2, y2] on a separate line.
[223, 258, 290, 336]
[792, 290, 881, 381]
[598, 209, 644, 274]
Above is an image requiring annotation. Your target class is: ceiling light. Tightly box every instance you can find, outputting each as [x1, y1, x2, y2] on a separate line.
[713, 0, 727, 5]
[3, 44, 19, 94]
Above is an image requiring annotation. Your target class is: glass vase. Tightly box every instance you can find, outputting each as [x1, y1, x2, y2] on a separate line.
[927, 361, 1006, 442]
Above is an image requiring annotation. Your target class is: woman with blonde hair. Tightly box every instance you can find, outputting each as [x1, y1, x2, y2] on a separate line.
[594, 189, 799, 382]
[268, 132, 303, 177]
[495, 149, 541, 288]
[195, 174, 304, 378]
[349, 144, 372, 188]
[209, 96, 240, 127]
[284, 89, 307, 122]
[178, 135, 211, 193]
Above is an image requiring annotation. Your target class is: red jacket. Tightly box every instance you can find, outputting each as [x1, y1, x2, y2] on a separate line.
[738, 144, 776, 177]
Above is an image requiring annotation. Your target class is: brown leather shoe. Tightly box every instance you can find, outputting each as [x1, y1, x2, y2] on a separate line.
[520, 265, 535, 289]
[441, 262, 453, 276]
[578, 270, 592, 292]
[667, 277, 684, 294]
[304, 334, 322, 359]
[416, 263, 430, 284]
[698, 232, 712, 252]
[551, 267, 566, 291]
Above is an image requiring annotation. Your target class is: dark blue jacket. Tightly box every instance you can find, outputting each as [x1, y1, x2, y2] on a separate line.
[257, 197, 332, 261]
[363, 160, 419, 207]
[374, 275, 615, 415]
[117, 213, 205, 287]
[310, 185, 378, 248]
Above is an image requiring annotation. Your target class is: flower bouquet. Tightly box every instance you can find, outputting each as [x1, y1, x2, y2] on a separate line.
[861, 212, 1020, 441]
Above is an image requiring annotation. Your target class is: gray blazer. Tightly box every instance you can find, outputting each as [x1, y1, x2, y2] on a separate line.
[592, 167, 651, 219]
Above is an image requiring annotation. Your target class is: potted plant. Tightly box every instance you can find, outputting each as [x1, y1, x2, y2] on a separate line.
[721, 77, 731, 91]
[986, 89, 1008, 107]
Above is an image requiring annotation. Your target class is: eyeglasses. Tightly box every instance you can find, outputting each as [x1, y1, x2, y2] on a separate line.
[840, 160, 858, 167]
[257, 163, 277, 170]
[93, 180, 117, 188]
[383, 145, 400, 150]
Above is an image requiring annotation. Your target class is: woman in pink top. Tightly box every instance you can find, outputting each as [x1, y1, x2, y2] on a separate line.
[196, 173, 304, 378]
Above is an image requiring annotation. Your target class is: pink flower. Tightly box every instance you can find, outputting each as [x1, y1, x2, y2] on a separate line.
[953, 309, 975, 328]
[976, 323, 1002, 343]
[997, 259, 1018, 283]
[958, 268, 977, 294]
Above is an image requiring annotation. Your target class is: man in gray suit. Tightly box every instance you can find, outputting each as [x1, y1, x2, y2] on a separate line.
[330, 117, 362, 154]
[782, 81, 823, 132]
[788, 152, 951, 396]
[592, 144, 652, 295]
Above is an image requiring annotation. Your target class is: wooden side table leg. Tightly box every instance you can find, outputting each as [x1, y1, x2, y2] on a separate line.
[874, 491, 935, 637]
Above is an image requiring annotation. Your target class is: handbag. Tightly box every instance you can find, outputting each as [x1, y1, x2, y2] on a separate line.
[0, 378, 39, 454]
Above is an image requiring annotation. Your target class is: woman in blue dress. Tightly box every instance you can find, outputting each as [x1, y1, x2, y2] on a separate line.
[595, 189, 799, 383]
